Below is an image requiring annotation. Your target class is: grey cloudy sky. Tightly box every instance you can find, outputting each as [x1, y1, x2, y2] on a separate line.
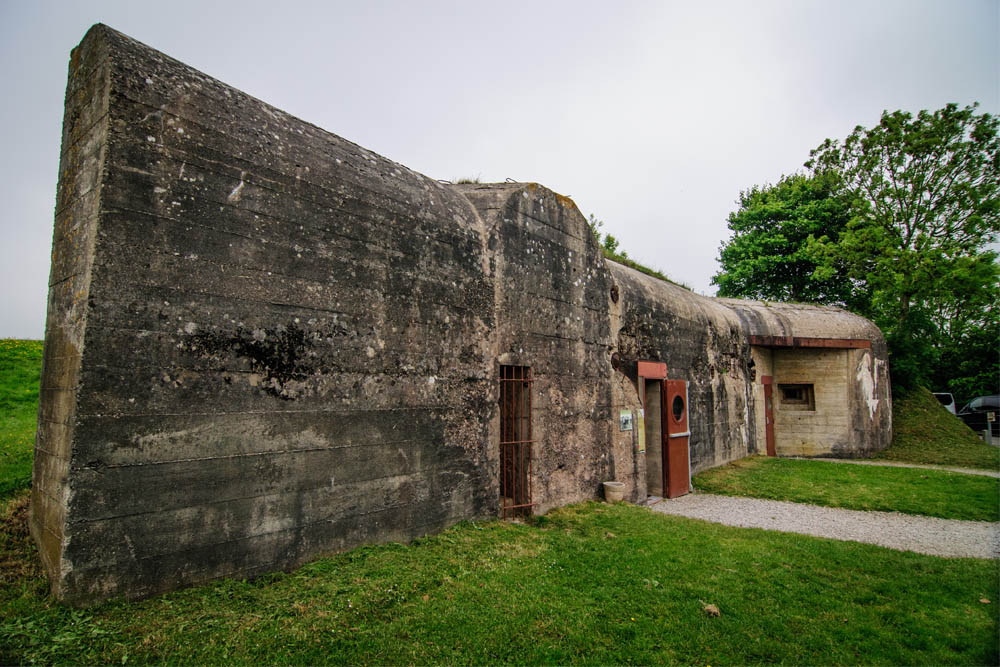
[1, 0, 997, 339]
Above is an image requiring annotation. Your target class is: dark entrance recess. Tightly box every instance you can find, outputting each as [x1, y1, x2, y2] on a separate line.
[499, 365, 533, 518]
[638, 361, 690, 499]
[644, 379, 664, 496]
[761, 375, 776, 457]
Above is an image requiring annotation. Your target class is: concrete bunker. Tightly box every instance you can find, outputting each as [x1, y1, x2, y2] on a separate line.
[32, 25, 892, 604]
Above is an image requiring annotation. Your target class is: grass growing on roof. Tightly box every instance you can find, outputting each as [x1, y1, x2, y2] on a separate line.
[603, 252, 693, 290]
[0, 340, 42, 500]
[1, 495, 996, 665]
[875, 386, 999, 470]
[693, 456, 999, 521]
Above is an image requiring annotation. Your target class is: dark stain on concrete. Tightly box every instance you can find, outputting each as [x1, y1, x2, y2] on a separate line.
[189, 323, 314, 400]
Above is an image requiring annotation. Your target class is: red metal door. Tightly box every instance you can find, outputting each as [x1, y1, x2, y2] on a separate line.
[762, 375, 776, 457]
[664, 379, 690, 498]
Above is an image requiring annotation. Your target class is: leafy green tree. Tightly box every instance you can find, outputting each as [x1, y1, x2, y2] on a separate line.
[712, 173, 864, 308]
[806, 103, 1000, 387]
[928, 289, 999, 403]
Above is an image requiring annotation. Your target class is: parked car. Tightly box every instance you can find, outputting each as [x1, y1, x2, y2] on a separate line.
[957, 395, 1000, 438]
[933, 392, 956, 415]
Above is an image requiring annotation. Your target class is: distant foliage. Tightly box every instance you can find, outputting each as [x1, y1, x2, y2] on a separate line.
[716, 103, 999, 392]
[807, 103, 999, 389]
[713, 173, 864, 309]
[0, 340, 43, 499]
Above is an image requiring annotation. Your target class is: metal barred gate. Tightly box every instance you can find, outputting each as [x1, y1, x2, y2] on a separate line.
[499, 365, 533, 518]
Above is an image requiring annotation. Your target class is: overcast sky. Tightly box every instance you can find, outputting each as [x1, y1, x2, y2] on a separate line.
[1, 0, 997, 339]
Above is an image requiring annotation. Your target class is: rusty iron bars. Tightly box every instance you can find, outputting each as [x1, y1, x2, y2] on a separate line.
[499, 365, 533, 519]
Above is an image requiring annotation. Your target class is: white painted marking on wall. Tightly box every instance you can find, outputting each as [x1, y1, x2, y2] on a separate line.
[856, 352, 878, 420]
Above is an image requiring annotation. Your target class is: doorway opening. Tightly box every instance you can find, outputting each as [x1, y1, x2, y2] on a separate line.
[499, 365, 533, 518]
[644, 379, 664, 497]
[642, 374, 690, 499]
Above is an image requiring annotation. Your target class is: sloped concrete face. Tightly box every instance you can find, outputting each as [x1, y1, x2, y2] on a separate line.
[35, 25, 498, 604]
[31, 21, 113, 589]
[34, 25, 891, 604]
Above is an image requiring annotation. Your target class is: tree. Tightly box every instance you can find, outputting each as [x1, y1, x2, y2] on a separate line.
[927, 283, 999, 403]
[806, 103, 1000, 387]
[712, 172, 865, 308]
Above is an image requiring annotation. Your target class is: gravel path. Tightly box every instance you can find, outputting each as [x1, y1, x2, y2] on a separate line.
[650, 493, 999, 559]
[798, 457, 1000, 478]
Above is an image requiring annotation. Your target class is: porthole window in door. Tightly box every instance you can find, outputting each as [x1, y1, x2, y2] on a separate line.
[672, 394, 685, 422]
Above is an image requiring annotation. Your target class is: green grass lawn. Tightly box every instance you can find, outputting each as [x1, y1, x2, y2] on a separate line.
[1, 494, 997, 665]
[0, 340, 42, 500]
[693, 456, 999, 521]
[877, 386, 1000, 470]
[1, 340, 997, 663]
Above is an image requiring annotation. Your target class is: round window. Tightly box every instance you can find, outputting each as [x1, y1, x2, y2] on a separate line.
[672, 395, 685, 422]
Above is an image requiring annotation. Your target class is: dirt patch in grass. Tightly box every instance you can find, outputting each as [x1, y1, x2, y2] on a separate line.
[0, 492, 42, 583]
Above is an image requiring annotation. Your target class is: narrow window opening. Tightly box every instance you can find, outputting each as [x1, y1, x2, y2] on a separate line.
[500, 365, 533, 518]
[778, 383, 815, 411]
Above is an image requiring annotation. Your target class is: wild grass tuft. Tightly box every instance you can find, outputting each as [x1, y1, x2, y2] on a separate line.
[876, 386, 999, 470]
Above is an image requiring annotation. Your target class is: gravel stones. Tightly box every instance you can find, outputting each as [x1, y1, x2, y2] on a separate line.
[651, 492, 999, 559]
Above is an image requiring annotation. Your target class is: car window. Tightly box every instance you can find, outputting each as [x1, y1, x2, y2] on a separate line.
[934, 393, 954, 406]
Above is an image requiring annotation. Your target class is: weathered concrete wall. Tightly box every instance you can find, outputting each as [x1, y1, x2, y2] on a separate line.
[36, 25, 497, 604]
[771, 348, 852, 456]
[35, 24, 892, 605]
[31, 25, 113, 583]
[726, 300, 893, 457]
[455, 183, 618, 513]
[609, 264, 757, 475]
